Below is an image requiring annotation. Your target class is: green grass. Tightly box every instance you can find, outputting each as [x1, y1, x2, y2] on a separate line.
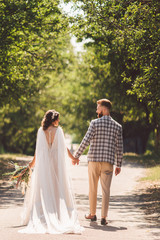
[124, 152, 160, 183]
[123, 151, 160, 167]
[141, 165, 160, 182]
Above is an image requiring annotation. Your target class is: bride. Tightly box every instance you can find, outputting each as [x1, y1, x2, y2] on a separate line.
[19, 110, 83, 234]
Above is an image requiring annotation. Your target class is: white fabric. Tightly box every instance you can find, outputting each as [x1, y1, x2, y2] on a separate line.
[19, 126, 83, 234]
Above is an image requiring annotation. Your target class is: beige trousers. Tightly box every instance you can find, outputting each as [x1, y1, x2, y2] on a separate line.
[88, 161, 113, 218]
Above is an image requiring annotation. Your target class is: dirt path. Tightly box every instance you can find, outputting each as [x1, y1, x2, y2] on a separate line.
[0, 156, 160, 240]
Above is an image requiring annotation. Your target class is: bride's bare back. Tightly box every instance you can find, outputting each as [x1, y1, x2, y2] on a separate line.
[44, 126, 58, 147]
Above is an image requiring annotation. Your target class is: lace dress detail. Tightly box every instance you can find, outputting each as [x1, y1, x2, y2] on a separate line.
[44, 126, 57, 147]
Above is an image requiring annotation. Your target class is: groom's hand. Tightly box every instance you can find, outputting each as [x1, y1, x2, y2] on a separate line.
[72, 158, 79, 165]
[115, 167, 121, 176]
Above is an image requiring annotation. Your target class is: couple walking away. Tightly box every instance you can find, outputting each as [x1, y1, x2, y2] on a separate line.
[19, 98, 123, 234]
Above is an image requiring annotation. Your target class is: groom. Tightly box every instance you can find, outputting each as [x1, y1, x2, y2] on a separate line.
[74, 99, 123, 225]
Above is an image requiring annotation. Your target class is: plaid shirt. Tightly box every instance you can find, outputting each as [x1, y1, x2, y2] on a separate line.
[75, 115, 123, 167]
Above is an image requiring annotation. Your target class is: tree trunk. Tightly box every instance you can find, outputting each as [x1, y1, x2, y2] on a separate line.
[155, 126, 160, 152]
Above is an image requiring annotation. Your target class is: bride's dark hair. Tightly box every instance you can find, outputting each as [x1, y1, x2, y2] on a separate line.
[41, 110, 59, 130]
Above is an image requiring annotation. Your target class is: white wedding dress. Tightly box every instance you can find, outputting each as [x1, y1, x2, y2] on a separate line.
[19, 126, 83, 234]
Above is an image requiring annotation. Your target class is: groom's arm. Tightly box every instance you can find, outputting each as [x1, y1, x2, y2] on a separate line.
[116, 126, 123, 168]
[75, 120, 95, 159]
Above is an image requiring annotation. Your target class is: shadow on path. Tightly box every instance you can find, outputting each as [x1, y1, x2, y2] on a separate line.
[0, 163, 159, 239]
[0, 182, 23, 208]
[85, 222, 127, 232]
[75, 191, 160, 238]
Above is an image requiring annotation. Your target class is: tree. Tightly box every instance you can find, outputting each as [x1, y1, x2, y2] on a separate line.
[0, 0, 75, 154]
[0, 0, 69, 107]
[69, 0, 160, 150]
[0, 38, 76, 155]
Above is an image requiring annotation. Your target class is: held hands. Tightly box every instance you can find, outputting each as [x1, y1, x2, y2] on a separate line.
[115, 167, 121, 176]
[67, 148, 79, 165]
[72, 157, 80, 166]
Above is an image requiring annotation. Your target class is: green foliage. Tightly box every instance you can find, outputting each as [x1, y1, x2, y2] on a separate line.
[0, 0, 76, 154]
[1, 0, 160, 154]
[0, 0, 68, 106]
[68, 0, 160, 147]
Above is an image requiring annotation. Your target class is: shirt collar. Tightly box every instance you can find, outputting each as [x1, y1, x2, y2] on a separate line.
[102, 115, 111, 118]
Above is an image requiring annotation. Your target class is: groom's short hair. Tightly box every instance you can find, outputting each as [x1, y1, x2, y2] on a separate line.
[97, 99, 112, 110]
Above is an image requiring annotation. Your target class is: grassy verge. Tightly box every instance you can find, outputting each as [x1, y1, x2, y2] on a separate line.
[124, 152, 160, 224]
[141, 166, 160, 182]
[138, 183, 160, 224]
[123, 151, 160, 167]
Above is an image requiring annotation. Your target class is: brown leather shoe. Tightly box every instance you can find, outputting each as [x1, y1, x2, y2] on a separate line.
[85, 214, 97, 222]
[101, 218, 108, 225]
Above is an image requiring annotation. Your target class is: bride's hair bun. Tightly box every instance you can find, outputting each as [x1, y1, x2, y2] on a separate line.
[41, 110, 59, 130]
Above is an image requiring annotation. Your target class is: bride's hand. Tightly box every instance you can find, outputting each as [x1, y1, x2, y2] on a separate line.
[72, 157, 79, 165]
[67, 148, 79, 165]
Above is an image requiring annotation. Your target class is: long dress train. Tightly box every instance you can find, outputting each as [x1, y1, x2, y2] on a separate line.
[19, 126, 83, 234]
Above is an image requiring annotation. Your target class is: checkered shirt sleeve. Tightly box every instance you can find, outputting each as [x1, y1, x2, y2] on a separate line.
[116, 126, 123, 167]
[75, 120, 95, 159]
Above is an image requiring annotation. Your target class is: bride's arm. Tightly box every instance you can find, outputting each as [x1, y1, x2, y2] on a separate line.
[29, 154, 36, 169]
[67, 148, 79, 165]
